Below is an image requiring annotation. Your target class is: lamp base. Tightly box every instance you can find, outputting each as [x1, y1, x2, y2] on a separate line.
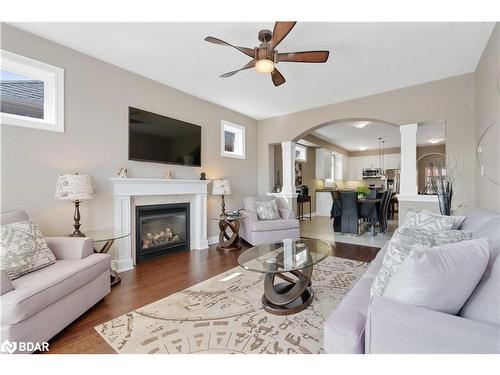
[66, 231, 86, 237]
[67, 200, 86, 237]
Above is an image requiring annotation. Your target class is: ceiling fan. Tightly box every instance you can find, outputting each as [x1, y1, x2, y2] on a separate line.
[205, 22, 330, 87]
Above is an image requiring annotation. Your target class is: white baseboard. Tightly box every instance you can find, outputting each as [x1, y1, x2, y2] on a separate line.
[208, 235, 218, 245]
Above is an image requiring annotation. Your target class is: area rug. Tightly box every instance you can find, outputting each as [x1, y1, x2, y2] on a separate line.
[95, 256, 368, 354]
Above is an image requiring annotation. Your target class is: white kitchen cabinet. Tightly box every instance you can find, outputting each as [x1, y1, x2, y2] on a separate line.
[315, 148, 332, 179]
[347, 153, 401, 180]
[315, 191, 333, 216]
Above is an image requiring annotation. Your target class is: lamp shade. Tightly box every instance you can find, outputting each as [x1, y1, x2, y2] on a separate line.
[55, 174, 95, 201]
[212, 179, 232, 195]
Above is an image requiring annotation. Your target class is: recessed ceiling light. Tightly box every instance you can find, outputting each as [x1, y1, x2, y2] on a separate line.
[359, 146, 367, 151]
[428, 138, 443, 144]
[353, 121, 370, 129]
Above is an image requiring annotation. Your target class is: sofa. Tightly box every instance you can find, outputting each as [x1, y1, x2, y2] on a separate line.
[324, 209, 500, 354]
[0, 209, 111, 353]
[239, 197, 300, 245]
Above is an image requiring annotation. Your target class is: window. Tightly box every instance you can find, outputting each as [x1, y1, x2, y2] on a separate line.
[1, 50, 64, 132]
[295, 144, 307, 162]
[221, 121, 245, 159]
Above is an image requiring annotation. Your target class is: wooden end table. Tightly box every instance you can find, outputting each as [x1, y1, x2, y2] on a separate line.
[210, 213, 245, 252]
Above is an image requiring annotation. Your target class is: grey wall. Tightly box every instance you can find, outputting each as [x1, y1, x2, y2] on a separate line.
[0, 24, 259, 238]
[258, 74, 477, 215]
[475, 23, 500, 213]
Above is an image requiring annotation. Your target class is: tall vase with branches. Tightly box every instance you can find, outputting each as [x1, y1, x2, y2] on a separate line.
[430, 153, 461, 216]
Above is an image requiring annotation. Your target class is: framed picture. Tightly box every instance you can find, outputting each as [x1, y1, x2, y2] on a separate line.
[295, 144, 307, 162]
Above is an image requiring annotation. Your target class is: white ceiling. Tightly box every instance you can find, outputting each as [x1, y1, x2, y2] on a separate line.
[313, 120, 445, 151]
[11, 22, 494, 120]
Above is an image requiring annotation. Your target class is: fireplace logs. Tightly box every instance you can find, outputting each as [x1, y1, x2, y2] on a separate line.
[142, 227, 181, 249]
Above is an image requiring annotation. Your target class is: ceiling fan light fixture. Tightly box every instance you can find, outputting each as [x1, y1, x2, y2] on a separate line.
[255, 59, 275, 73]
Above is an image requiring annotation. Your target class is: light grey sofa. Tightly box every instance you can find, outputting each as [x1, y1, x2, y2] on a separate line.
[239, 197, 300, 246]
[324, 209, 500, 354]
[0, 210, 111, 353]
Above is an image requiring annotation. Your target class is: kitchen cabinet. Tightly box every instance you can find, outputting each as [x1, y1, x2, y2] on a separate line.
[315, 191, 333, 216]
[315, 148, 332, 179]
[348, 153, 401, 180]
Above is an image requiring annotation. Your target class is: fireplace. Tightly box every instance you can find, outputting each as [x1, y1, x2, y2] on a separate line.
[135, 203, 190, 263]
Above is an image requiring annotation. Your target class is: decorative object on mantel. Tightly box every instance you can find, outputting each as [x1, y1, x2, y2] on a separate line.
[55, 173, 95, 237]
[200, 172, 207, 180]
[163, 170, 173, 180]
[117, 168, 128, 179]
[212, 179, 232, 217]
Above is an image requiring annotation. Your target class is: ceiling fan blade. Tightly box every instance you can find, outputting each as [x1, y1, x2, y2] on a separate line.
[270, 22, 297, 50]
[220, 60, 256, 78]
[204, 36, 255, 58]
[271, 68, 286, 87]
[278, 50, 330, 63]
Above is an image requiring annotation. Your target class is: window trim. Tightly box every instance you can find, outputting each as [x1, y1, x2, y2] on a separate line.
[221, 120, 246, 159]
[1, 50, 64, 132]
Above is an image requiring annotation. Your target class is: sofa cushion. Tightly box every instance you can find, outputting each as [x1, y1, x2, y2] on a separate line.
[244, 196, 283, 213]
[0, 253, 110, 325]
[256, 199, 280, 220]
[459, 254, 500, 326]
[1, 219, 56, 280]
[401, 209, 456, 231]
[370, 227, 472, 297]
[384, 238, 489, 314]
[422, 209, 466, 230]
[461, 209, 499, 233]
[0, 209, 29, 225]
[472, 217, 500, 268]
[251, 219, 299, 232]
[364, 244, 387, 279]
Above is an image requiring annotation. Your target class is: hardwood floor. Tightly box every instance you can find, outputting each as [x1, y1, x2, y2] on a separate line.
[43, 241, 380, 354]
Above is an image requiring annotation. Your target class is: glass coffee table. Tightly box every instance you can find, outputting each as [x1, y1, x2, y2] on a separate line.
[238, 238, 331, 315]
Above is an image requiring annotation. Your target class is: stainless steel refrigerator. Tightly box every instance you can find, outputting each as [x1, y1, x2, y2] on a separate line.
[385, 169, 400, 193]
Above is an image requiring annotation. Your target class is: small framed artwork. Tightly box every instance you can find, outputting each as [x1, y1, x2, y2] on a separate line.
[295, 144, 307, 162]
[221, 120, 245, 159]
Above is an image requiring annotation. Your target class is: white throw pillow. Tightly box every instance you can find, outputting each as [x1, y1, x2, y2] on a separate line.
[370, 227, 472, 297]
[383, 238, 490, 314]
[421, 209, 466, 230]
[255, 200, 280, 220]
[0, 219, 56, 279]
[401, 209, 456, 231]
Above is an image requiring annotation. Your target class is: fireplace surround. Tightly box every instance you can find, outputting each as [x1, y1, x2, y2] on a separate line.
[135, 203, 190, 263]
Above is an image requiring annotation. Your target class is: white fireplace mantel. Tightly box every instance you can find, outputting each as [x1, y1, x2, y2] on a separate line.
[110, 178, 211, 272]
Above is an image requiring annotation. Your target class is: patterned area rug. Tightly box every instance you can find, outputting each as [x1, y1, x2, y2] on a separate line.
[95, 256, 368, 354]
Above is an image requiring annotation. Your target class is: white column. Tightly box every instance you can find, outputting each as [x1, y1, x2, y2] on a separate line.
[281, 141, 296, 195]
[112, 195, 134, 273]
[399, 123, 418, 196]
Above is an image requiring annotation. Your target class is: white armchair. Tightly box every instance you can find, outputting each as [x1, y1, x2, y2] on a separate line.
[239, 197, 300, 245]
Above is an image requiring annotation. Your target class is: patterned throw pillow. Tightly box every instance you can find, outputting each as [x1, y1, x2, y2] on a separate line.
[0, 219, 56, 280]
[401, 209, 456, 231]
[370, 226, 472, 297]
[256, 200, 280, 220]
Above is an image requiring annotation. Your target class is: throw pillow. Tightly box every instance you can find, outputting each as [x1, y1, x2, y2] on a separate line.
[0, 219, 56, 280]
[384, 238, 489, 314]
[421, 209, 466, 230]
[370, 226, 472, 297]
[401, 209, 456, 231]
[256, 200, 280, 220]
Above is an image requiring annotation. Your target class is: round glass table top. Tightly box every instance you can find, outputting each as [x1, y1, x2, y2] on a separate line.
[84, 229, 130, 242]
[238, 238, 332, 274]
[209, 213, 246, 221]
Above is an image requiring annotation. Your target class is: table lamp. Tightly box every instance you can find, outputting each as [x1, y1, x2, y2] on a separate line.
[212, 179, 232, 217]
[55, 173, 95, 237]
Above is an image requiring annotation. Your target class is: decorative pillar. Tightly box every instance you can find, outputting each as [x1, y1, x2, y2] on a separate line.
[281, 141, 296, 195]
[399, 123, 418, 196]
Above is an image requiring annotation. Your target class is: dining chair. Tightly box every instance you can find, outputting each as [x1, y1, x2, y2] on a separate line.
[339, 191, 361, 234]
[378, 190, 391, 233]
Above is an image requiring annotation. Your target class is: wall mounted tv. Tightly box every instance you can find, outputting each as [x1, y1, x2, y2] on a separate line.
[129, 107, 201, 167]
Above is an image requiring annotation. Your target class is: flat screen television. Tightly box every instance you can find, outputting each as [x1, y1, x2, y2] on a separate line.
[129, 107, 201, 167]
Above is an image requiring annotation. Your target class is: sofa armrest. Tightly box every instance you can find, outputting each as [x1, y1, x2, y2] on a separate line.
[366, 295, 500, 354]
[279, 209, 295, 220]
[44, 237, 94, 260]
[240, 210, 258, 223]
[1, 269, 13, 296]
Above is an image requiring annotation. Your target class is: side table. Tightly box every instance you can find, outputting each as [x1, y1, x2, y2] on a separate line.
[85, 229, 130, 286]
[297, 195, 312, 221]
[209, 214, 245, 252]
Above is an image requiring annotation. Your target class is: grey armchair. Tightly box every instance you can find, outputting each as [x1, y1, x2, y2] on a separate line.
[239, 197, 300, 245]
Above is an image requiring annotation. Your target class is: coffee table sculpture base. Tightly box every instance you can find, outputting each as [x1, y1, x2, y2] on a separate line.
[262, 265, 314, 315]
